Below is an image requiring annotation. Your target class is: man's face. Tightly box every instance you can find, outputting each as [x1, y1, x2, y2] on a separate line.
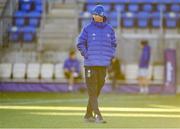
[70, 54, 76, 60]
[93, 14, 104, 22]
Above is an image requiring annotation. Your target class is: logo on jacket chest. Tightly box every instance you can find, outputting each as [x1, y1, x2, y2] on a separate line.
[91, 33, 111, 40]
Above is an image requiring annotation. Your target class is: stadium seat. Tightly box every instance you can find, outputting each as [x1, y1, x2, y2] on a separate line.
[174, 0, 180, 3]
[22, 26, 36, 42]
[55, 63, 64, 79]
[157, 4, 167, 12]
[14, 11, 26, 27]
[109, 11, 119, 28]
[28, 11, 41, 27]
[41, 64, 54, 79]
[142, 4, 153, 12]
[27, 63, 40, 79]
[8, 26, 21, 42]
[32, 0, 42, 4]
[125, 64, 138, 80]
[109, 20, 119, 28]
[21, 2, 32, 12]
[114, 4, 125, 12]
[128, 4, 139, 12]
[165, 12, 178, 28]
[35, 4, 43, 12]
[153, 65, 164, 80]
[151, 12, 161, 28]
[13, 63, 26, 79]
[122, 12, 135, 28]
[102, 4, 111, 12]
[86, 4, 96, 12]
[171, 5, 180, 12]
[137, 12, 150, 28]
[0, 63, 12, 79]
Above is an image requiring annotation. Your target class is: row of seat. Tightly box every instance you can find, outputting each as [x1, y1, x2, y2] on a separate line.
[85, 4, 180, 12]
[8, 0, 43, 43]
[0, 63, 164, 80]
[0, 63, 64, 79]
[81, 11, 179, 28]
[19, 0, 43, 12]
[8, 26, 36, 42]
[86, 0, 180, 4]
[13, 11, 41, 27]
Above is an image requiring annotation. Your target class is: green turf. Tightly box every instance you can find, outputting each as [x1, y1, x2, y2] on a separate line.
[0, 92, 180, 128]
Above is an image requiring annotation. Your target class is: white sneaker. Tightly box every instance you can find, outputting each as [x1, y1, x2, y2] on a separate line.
[140, 87, 144, 93]
[68, 85, 73, 91]
[144, 87, 149, 94]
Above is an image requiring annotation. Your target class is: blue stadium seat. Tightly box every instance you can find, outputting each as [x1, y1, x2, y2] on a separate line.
[14, 11, 26, 27]
[19, 0, 33, 4]
[86, 4, 95, 12]
[109, 11, 118, 28]
[35, 4, 43, 12]
[21, 3, 32, 12]
[137, 12, 150, 28]
[128, 4, 139, 12]
[165, 12, 178, 28]
[114, 4, 125, 12]
[157, 4, 167, 12]
[151, 12, 161, 28]
[32, 0, 42, 4]
[144, 0, 158, 4]
[8, 26, 21, 42]
[86, 0, 128, 3]
[122, 12, 135, 28]
[86, 4, 111, 12]
[161, 0, 173, 4]
[143, 4, 153, 12]
[22, 26, 36, 42]
[173, 0, 180, 3]
[171, 5, 180, 12]
[28, 11, 41, 27]
[109, 20, 118, 28]
[130, 0, 142, 3]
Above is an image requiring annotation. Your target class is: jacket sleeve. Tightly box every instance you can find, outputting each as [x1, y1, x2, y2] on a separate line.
[111, 29, 117, 57]
[76, 27, 88, 59]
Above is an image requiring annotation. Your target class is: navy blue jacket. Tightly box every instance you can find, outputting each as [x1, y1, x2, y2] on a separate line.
[77, 20, 117, 66]
[139, 45, 151, 68]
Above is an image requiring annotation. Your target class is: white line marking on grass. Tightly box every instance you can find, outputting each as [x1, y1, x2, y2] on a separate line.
[1, 106, 180, 113]
[149, 104, 180, 109]
[0, 98, 88, 105]
[29, 112, 180, 118]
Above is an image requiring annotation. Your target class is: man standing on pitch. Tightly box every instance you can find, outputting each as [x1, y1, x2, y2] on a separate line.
[77, 5, 117, 123]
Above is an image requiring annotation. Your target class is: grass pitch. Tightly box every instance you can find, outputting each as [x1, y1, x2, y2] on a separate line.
[0, 92, 180, 128]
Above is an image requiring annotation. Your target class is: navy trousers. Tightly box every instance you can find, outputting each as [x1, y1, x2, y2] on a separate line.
[84, 66, 106, 118]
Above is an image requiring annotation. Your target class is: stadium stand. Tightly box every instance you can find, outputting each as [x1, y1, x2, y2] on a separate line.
[80, 0, 180, 30]
[0, 0, 179, 93]
[9, 0, 43, 43]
